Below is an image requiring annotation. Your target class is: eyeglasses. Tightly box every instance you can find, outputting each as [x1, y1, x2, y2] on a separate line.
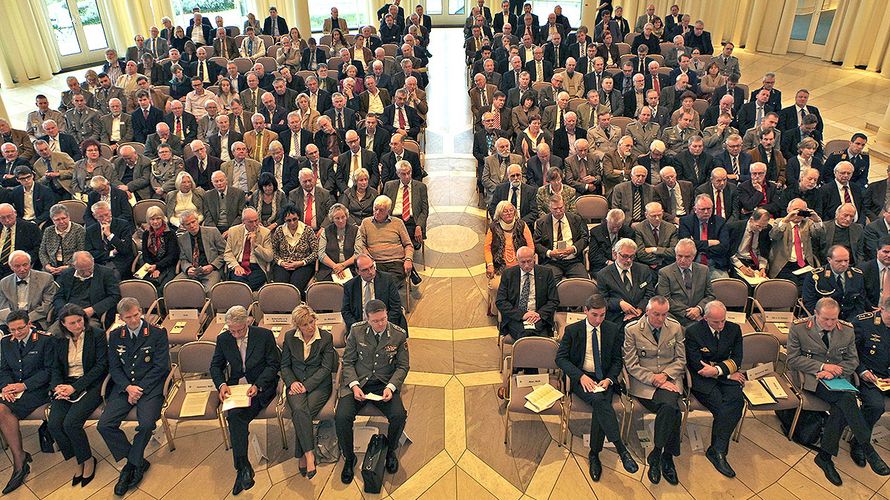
[284, 217, 299, 223]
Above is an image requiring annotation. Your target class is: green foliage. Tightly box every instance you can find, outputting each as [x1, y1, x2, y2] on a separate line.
[177, 0, 236, 16]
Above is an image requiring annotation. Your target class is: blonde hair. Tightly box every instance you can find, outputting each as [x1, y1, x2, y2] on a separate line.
[291, 304, 317, 328]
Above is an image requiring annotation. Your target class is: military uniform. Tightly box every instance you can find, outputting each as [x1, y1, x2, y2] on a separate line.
[98, 321, 170, 470]
[0, 330, 53, 419]
[802, 266, 868, 321]
[623, 316, 685, 457]
[335, 320, 409, 461]
[660, 126, 702, 156]
[148, 156, 184, 196]
[786, 315, 873, 456]
[853, 311, 890, 437]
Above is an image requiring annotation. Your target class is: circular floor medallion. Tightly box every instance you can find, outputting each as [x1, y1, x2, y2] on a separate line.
[424, 225, 480, 253]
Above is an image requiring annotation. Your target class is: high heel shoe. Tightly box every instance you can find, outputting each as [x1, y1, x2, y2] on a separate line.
[306, 456, 317, 479]
[80, 457, 98, 487]
[298, 466, 307, 477]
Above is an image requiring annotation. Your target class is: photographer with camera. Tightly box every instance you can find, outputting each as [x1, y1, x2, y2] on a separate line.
[766, 197, 824, 286]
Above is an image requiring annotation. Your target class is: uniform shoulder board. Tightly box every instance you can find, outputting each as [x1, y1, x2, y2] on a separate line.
[851, 267, 863, 274]
[665, 316, 681, 325]
[352, 320, 368, 330]
[811, 267, 823, 274]
[839, 319, 853, 327]
[857, 311, 876, 321]
[793, 317, 810, 325]
[626, 318, 642, 329]
[35, 331, 51, 336]
[390, 323, 407, 335]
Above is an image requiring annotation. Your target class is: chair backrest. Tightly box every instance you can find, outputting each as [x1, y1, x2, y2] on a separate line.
[234, 34, 247, 47]
[656, 67, 672, 76]
[736, 83, 749, 102]
[120, 279, 159, 310]
[753, 279, 799, 310]
[60, 200, 87, 225]
[319, 35, 332, 46]
[823, 139, 848, 159]
[181, 142, 194, 161]
[258, 35, 274, 49]
[232, 57, 253, 73]
[624, 33, 637, 45]
[99, 143, 113, 159]
[257, 283, 301, 314]
[711, 278, 749, 310]
[163, 279, 208, 309]
[615, 42, 631, 56]
[209, 281, 255, 313]
[741, 333, 780, 370]
[133, 199, 166, 227]
[326, 57, 340, 68]
[120, 142, 145, 156]
[531, 81, 550, 92]
[382, 43, 398, 57]
[659, 42, 675, 54]
[649, 54, 664, 65]
[403, 139, 421, 155]
[574, 195, 609, 222]
[257, 56, 277, 73]
[568, 97, 585, 112]
[210, 56, 228, 68]
[611, 116, 632, 135]
[178, 341, 217, 374]
[692, 98, 710, 117]
[305, 282, 344, 312]
[296, 70, 315, 80]
[512, 337, 559, 369]
[556, 278, 598, 308]
[619, 54, 634, 67]
[266, 45, 279, 57]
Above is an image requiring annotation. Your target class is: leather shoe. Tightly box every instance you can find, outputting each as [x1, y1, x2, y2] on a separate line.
[814, 454, 843, 486]
[341, 455, 356, 484]
[232, 472, 244, 496]
[2, 460, 30, 495]
[588, 454, 602, 481]
[239, 466, 255, 491]
[80, 457, 98, 488]
[867, 450, 890, 476]
[113, 464, 134, 496]
[661, 454, 679, 485]
[646, 451, 661, 484]
[618, 448, 639, 474]
[705, 447, 736, 478]
[385, 450, 399, 474]
[128, 460, 151, 490]
[850, 440, 867, 467]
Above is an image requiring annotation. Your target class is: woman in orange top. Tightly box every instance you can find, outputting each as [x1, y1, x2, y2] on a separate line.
[484, 201, 533, 315]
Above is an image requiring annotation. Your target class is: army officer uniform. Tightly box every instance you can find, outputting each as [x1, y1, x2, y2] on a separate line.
[853, 311, 890, 463]
[802, 266, 868, 321]
[0, 330, 54, 419]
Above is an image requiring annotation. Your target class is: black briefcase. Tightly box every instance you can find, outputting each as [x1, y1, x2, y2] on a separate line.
[361, 434, 388, 493]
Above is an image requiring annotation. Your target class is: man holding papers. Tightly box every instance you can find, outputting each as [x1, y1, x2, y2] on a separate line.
[335, 299, 409, 485]
[98, 298, 170, 496]
[852, 299, 890, 468]
[556, 294, 639, 482]
[623, 295, 685, 486]
[787, 297, 890, 486]
[684, 300, 745, 478]
[210, 305, 281, 496]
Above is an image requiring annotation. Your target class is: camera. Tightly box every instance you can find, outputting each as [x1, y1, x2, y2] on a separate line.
[797, 209, 812, 217]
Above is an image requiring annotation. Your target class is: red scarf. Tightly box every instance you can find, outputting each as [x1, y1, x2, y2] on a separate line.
[148, 225, 167, 255]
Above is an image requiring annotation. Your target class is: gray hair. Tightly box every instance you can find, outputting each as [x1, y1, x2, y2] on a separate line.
[702, 300, 727, 317]
[613, 237, 637, 254]
[117, 297, 141, 315]
[90, 200, 111, 215]
[49, 204, 69, 219]
[225, 305, 250, 325]
[7, 250, 30, 267]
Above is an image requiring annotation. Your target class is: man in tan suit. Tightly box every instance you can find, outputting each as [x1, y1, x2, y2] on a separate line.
[323, 7, 349, 33]
[623, 295, 685, 486]
[243, 114, 278, 163]
[221, 141, 262, 194]
[482, 138, 524, 205]
[767, 197, 824, 283]
[31, 139, 74, 198]
[561, 58, 584, 98]
[223, 207, 274, 290]
[602, 135, 637, 196]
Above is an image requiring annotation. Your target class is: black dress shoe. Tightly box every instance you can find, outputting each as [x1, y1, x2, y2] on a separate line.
[80, 457, 98, 488]
[246, 461, 255, 479]
[866, 450, 890, 476]
[232, 471, 244, 496]
[298, 465, 307, 477]
[113, 464, 134, 496]
[239, 466, 255, 490]
[385, 451, 399, 474]
[588, 454, 602, 481]
[705, 447, 736, 478]
[2, 460, 30, 495]
[341, 455, 356, 484]
[814, 454, 843, 486]
[128, 460, 151, 490]
[647, 451, 661, 484]
[850, 440, 867, 467]
[618, 448, 639, 474]
[661, 454, 679, 485]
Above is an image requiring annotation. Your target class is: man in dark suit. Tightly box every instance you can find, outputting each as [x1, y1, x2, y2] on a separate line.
[84, 175, 132, 227]
[685, 301, 745, 478]
[863, 205, 890, 261]
[212, 29, 239, 60]
[261, 141, 300, 195]
[185, 18, 213, 47]
[859, 235, 890, 307]
[737, 89, 775, 135]
[84, 200, 135, 280]
[207, 117, 243, 162]
[713, 135, 752, 183]
[278, 112, 313, 159]
[52, 252, 121, 328]
[556, 294, 640, 482]
[496, 245, 559, 338]
[524, 46, 554, 83]
[210, 305, 280, 495]
[725, 208, 772, 279]
[203, 171, 246, 237]
[300, 43, 327, 71]
[656, 238, 716, 326]
[813, 204, 864, 265]
[596, 237, 656, 325]
[694, 168, 737, 221]
[10, 167, 58, 227]
[779, 89, 823, 133]
[737, 162, 782, 218]
[493, 1, 518, 32]
[488, 164, 538, 226]
[710, 76, 746, 112]
[163, 102, 199, 145]
[823, 133, 870, 189]
[382, 161, 428, 247]
[333, 134, 379, 197]
[262, 6, 288, 36]
[525, 144, 563, 189]
[324, 94, 358, 133]
[379, 135, 422, 186]
[358, 114, 390, 160]
[674, 137, 715, 187]
[288, 170, 334, 232]
[130, 90, 164, 143]
[37, 124, 80, 162]
[678, 195, 729, 278]
[818, 161, 863, 222]
[534, 194, 589, 280]
[183, 139, 222, 191]
[341, 255, 407, 333]
[378, 90, 424, 140]
[780, 115, 822, 161]
[0, 205, 40, 279]
[99, 297, 169, 496]
[652, 166, 693, 224]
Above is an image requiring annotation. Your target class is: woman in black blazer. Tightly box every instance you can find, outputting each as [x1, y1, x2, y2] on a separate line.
[141, 205, 180, 290]
[48, 304, 108, 487]
[281, 305, 336, 479]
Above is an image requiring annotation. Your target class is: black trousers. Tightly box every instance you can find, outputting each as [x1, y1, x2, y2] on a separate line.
[226, 395, 269, 469]
[859, 383, 887, 432]
[638, 388, 682, 456]
[228, 263, 267, 291]
[776, 262, 806, 288]
[48, 385, 103, 464]
[272, 263, 315, 296]
[502, 318, 552, 339]
[509, 0, 523, 17]
[814, 383, 873, 456]
[692, 383, 745, 454]
[544, 260, 588, 281]
[335, 382, 407, 461]
[572, 378, 622, 454]
[98, 392, 163, 467]
[286, 385, 332, 457]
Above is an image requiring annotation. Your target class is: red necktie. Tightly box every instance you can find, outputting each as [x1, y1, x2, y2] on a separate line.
[747, 232, 759, 268]
[653, 77, 660, 94]
[304, 192, 314, 226]
[398, 107, 406, 129]
[402, 184, 410, 221]
[793, 224, 805, 267]
[175, 117, 182, 138]
[240, 235, 252, 275]
[699, 222, 709, 265]
[715, 191, 723, 218]
[758, 183, 768, 206]
[843, 185, 852, 204]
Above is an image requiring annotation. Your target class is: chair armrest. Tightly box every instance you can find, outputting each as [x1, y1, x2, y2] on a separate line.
[750, 299, 766, 331]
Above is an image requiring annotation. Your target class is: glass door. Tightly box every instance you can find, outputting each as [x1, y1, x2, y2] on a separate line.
[788, 0, 838, 58]
[428, 0, 466, 26]
[45, 0, 112, 68]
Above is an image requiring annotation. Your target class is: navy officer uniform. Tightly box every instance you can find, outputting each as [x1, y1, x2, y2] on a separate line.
[97, 320, 170, 493]
[802, 266, 868, 321]
[0, 329, 54, 420]
[852, 310, 890, 466]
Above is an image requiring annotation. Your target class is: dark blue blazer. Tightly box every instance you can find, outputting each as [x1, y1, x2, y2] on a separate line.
[51, 327, 108, 393]
[342, 271, 407, 333]
[106, 320, 169, 398]
[678, 213, 729, 270]
[85, 218, 135, 278]
[85, 188, 133, 227]
[277, 129, 314, 158]
[53, 264, 121, 319]
[713, 150, 753, 183]
[11, 183, 58, 226]
[261, 155, 301, 195]
[0, 331, 53, 408]
[131, 106, 165, 143]
[210, 326, 280, 407]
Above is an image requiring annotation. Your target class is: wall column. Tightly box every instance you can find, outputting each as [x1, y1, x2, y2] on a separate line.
[294, 0, 311, 36]
[842, 0, 872, 68]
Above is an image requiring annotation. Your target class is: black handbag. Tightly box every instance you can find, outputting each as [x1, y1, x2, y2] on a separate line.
[361, 434, 388, 493]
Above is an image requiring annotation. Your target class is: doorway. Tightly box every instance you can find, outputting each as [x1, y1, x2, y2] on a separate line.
[44, 0, 113, 68]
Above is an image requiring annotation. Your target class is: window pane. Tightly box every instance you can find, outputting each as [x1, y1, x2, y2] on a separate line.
[449, 0, 465, 16]
[790, 13, 812, 40]
[427, 0, 443, 16]
[75, 0, 108, 51]
[531, 0, 582, 25]
[813, 9, 835, 45]
[174, 0, 239, 27]
[309, 3, 370, 32]
[45, 0, 81, 56]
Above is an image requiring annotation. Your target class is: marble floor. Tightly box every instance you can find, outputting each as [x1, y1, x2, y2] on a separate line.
[3, 27, 890, 500]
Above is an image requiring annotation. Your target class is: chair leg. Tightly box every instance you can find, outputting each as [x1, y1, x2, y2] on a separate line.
[161, 415, 176, 452]
[278, 411, 288, 451]
[787, 405, 803, 441]
[732, 403, 748, 442]
[219, 411, 231, 450]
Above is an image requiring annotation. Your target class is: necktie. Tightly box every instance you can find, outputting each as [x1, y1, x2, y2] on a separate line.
[756, 106, 763, 126]
[590, 327, 603, 380]
[836, 273, 845, 294]
[882, 268, 890, 299]
[843, 185, 852, 204]
[222, 39, 227, 57]
[669, 187, 677, 213]
[252, 90, 258, 113]
[175, 117, 183, 139]
[731, 155, 739, 175]
[715, 191, 723, 218]
[699, 222, 709, 265]
[351, 152, 359, 177]
[240, 235, 252, 274]
[143, 109, 149, 121]
[239, 337, 247, 374]
[821, 330, 830, 349]
[652, 327, 660, 342]
[480, 90, 487, 107]
[682, 267, 693, 292]
[337, 110, 344, 129]
[800, 108, 807, 124]
[556, 218, 563, 242]
[653, 76, 660, 94]
[793, 224, 805, 267]
[632, 187, 642, 221]
[254, 131, 264, 161]
[248, 39, 254, 56]
[363, 280, 372, 318]
[304, 192, 314, 226]
[622, 269, 632, 292]
[202, 61, 209, 83]
[510, 186, 518, 207]
[0, 228, 11, 265]
[192, 234, 200, 267]
[398, 107, 406, 129]
[748, 231, 759, 268]
[652, 224, 659, 243]
[402, 184, 410, 221]
[520, 272, 531, 311]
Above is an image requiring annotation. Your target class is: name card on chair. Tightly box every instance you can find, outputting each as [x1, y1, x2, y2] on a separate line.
[763, 311, 794, 324]
[516, 373, 548, 388]
[169, 309, 199, 320]
[316, 312, 343, 324]
[725, 311, 747, 325]
[185, 379, 216, 393]
[215, 313, 226, 324]
[565, 312, 586, 325]
[263, 314, 292, 325]
[746, 362, 774, 381]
